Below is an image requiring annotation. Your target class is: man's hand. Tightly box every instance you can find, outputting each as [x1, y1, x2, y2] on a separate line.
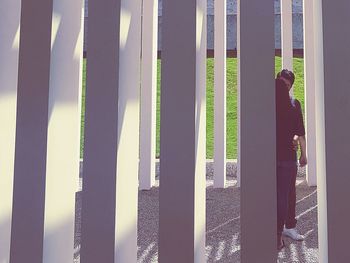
[298, 135, 307, 167]
[299, 155, 307, 167]
[293, 136, 299, 151]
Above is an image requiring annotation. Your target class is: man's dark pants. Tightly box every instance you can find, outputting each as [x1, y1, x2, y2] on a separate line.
[277, 161, 297, 237]
[286, 166, 297, 229]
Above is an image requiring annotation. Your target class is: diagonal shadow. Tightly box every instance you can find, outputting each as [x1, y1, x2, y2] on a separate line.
[135, 178, 318, 262]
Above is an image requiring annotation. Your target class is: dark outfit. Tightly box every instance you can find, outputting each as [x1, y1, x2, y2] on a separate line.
[275, 79, 305, 238]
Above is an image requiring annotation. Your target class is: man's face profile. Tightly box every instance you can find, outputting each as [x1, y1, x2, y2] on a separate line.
[279, 76, 292, 91]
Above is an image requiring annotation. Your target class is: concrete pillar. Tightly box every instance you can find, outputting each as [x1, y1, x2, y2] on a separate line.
[238, 0, 276, 262]
[214, 0, 227, 188]
[114, 0, 142, 261]
[0, 0, 21, 262]
[313, 1, 327, 261]
[194, 0, 207, 261]
[139, 0, 158, 190]
[42, 0, 84, 262]
[303, 0, 317, 186]
[281, 0, 293, 71]
[81, 0, 142, 261]
[9, 0, 53, 262]
[80, 0, 121, 261]
[315, 0, 350, 262]
[159, 0, 206, 261]
[237, 0, 241, 188]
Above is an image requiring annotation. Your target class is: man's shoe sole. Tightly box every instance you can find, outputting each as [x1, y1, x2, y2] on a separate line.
[282, 232, 304, 241]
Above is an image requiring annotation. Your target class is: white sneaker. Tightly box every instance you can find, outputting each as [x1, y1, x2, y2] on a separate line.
[282, 227, 305, 241]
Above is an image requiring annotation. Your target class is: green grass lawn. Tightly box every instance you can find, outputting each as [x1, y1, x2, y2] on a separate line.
[81, 57, 305, 159]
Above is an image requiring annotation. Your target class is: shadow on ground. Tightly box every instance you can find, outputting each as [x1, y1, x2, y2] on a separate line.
[136, 178, 318, 263]
[73, 176, 318, 262]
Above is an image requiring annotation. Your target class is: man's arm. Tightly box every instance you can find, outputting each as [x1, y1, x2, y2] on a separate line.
[294, 100, 307, 166]
[298, 135, 307, 167]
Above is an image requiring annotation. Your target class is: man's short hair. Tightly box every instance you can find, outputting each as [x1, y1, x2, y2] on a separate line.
[277, 69, 295, 85]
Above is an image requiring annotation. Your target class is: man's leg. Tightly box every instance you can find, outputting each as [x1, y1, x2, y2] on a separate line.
[285, 164, 297, 228]
[283, 164, 305, 240]
[277, 165, 294, 248]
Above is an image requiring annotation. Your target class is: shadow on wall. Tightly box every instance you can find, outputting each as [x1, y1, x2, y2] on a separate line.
[0, 1, 20, 97]
[48, 0, 85, 122]
[0, 0, 21, 262]
[43, 216, 76, 263]
[0, 217, 11, 263]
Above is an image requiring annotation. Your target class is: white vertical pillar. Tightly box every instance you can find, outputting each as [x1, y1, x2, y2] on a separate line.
[238, 0, 276, 261]
[303, 0, 317, 186]
[281, 0, 293, 71]
[195, 0, 206, 261]
[114, 0, 142, 261]
[237, 0, 241, 188]
[0, 1, 21, 262]
[43, 0, 84, 262]
[314, 0, 327, 260]
[139, 0, 158, 190]
[159, 0, 206, 261]
[315, 0, 350, 261]
[214, 0, 227, 188]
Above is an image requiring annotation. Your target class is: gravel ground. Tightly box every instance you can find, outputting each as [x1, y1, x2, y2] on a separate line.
[136, 178, 318, 263]
[74, 167, 318, 263]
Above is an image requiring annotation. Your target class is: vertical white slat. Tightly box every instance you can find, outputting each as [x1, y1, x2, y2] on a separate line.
[140, 0, 158, 190]
[114, 0, 142, 261]
[281, 0, 293, 71]
[0, 0, 21, 262]
[195, 0, 207, 261]
[42, 0, 84, 262]
[9, 0, 53, 261]
[237, 0, 241, 188]
[315, 0, 350, 261]
[303, 0, 317, 186]
[314, 0, 328, 261]
[238, 0, 276, 261]
[214, 0, 227, 188]
[159, 0, 206, 261]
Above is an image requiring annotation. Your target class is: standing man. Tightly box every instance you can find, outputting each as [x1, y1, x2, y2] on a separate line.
[276, 69, 307, 250]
